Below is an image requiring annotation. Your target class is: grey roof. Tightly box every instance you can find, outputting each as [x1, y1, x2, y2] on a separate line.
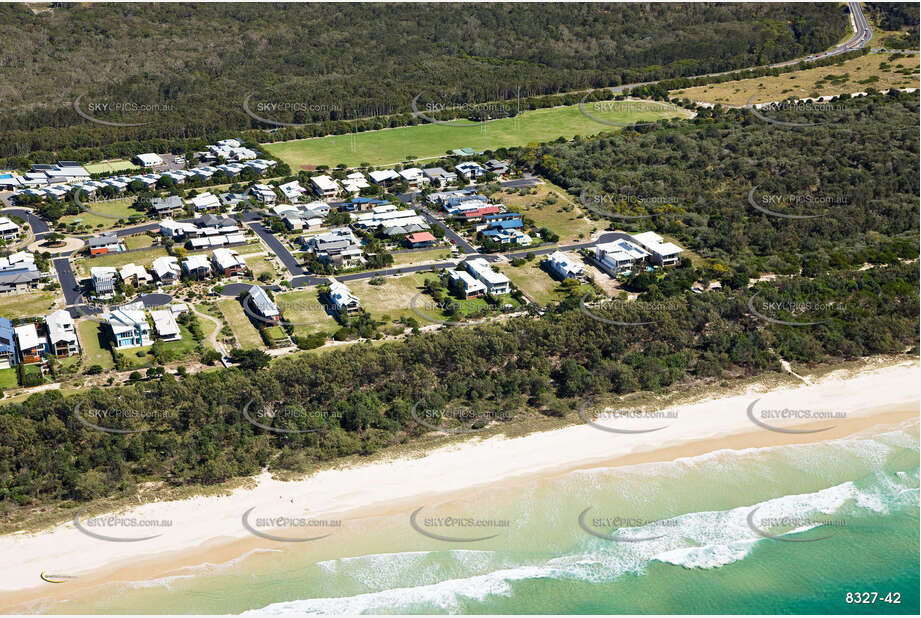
[0, 271, 40, 286]
[88, 234, 118, 248]
[151, 195, 183, 210]
[249, 284, 279, 317]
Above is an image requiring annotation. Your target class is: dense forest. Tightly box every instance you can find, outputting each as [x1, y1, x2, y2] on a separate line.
[0, 2, 851, 166]
[0, 262, 917, 510]
[519, 91, 919, 276]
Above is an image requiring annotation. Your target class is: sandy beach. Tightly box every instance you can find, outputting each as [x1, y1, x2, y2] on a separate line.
[1, 358, 918, 610]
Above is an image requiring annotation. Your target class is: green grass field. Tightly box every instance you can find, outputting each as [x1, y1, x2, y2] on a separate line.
[0, 368, 18, 389]
[217, 299, 264, 349]
[60, 197, 146, 230]
[83, 159, 140, 174]
[76, 319, 115, 370]
[264, 99, 691, 169]
[273, 289, 339, 336]
[497, 259, 594, 306]
[348, 272, 437, 323]
[0, 291, 57, 318]
[391, 247, 453, 266]
[74, 246, 169, 276]
[122, 234, 157, 250]
[244, 255, 278, 281]
[114, 324, 199, 369]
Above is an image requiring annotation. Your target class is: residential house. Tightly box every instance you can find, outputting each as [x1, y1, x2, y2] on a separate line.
[211, 248, 247, 276]
[45, 309, 80, 357]
[449, 269, 487, 299]
[279, 180, 307, 202]
[159, 218, 199, 239]
[398, 167, 428, 189]
[251, 184, 277, 204]
[310, 175, 340, 198]
[342, 171, 369, 194]
[248, 284, 280, 324]
[106, 304, 152, 349]
[0, 217, 20, 241]
[151, 195, 183, 216]
[90, 266, 118, 296]
[546, 251, 584, 279]
[341, 197, 389, 212]
[304, 227, 364, 268]
[481, 228, 532, 246]
[328, 278, 361, 317]
[465, 257, 510, 295]
[0, 317, 17, 368]
[150, 309, 182, 341]
[0, 270, 41, 294]
[594, 239, 650, 276]
[182, 254, 212, 279]
[368, 169, 400, 186]
[405, 231, 437, 248]
[485, 159, 509, 176]
[119, 263, 152, 286]
[629, 231, 684, 266]
[15, 323, 46, 364]
[151, 256, 181, 283]
[422, 167, 458, 187]
[455, 161, 485, 179]
[87, 234, 121, 256]
[190, 192, 221, 212]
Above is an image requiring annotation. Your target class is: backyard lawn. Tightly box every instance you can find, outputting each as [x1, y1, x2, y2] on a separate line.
[217, 299, 264, 349]
[76, 319, 115, 370]
[263, 99, 691, 169]
[495, 182, 597, 242]
[113, 324, 200, 369]
[0, 368, 18, 389]
[0, 290, 57, 318]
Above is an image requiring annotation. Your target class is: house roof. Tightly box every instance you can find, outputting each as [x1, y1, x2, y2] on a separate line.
[15, 323, 42, 350]
[46, 309, 77, 344]
[406, 232, 436, 243]
[249, 284, 279, 317]
[150, 309, 180, 337]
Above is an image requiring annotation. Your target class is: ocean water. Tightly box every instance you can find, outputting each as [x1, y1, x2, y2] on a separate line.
[41, 421, 919, 615]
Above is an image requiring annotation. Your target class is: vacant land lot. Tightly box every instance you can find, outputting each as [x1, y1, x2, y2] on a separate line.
[123, 234, 157, 250]
[347, 272, 437, 324]
[0, 290, 57, 318]
[495, 182, 597, 242]
[83, 159, 140, 174]
[264, 100, 691, 168]
[217, 298, 264, 349]
[244, 255, 277, 280]
[677, 54, 920, 106]
[60, 197, 146, 230]
[391, 247, 453, 266]
[497, 259, 592, 305]
[273, 288, 339, 337]
[0, 368, 18, 389]
[74, 247, 169, 276]
[77, 319, 115, 370]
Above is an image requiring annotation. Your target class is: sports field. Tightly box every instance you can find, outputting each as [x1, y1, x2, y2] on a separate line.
[83, 159, 140, 174]
[263, 99, 691, 169]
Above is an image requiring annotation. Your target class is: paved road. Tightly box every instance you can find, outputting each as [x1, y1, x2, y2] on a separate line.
[1, 207, 50, 237]
[417, 208, 477, 254]
[53, 256, 82, 305]
[246, 221, 305, 276]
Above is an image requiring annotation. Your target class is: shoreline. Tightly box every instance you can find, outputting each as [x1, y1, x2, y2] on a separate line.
[1, 358, 918, 610]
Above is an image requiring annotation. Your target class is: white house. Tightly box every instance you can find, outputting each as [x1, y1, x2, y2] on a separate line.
[45, 309, 80, 357]
[90, 266, 118, 296]
[182, 254, 212, 279]
[398, 167, 428, 189]
[279, 181, 307, 202]
[119, 263, 152, 286]
[328, 278, 361, 317]
[150, 309, 182, 341]
[310, 175, 340, 198]
[151, 256, 181, 283]
[251, 184, 277, 204]
[0, 217, 20, 241]
[369, 169, 400, 186]
[190, 192, 221, 212]
[248, 284, 280, 324]
[465, 258, 510, 295]
[594, 239, 650, 276]
[211, 248, 247, 276]
[449, 269, 487, 299]
[629, 232, 683, 266]
[106, 304, 152, 349]
[455, 161, 485, 179]
[546, 251, 584, 279]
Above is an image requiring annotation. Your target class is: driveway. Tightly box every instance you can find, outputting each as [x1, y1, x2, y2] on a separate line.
[246, 222, 305, 276]
[53, 256, 83, 306]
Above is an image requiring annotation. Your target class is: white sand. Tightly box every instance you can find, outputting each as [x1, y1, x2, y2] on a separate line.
[1, 359, 918, 594]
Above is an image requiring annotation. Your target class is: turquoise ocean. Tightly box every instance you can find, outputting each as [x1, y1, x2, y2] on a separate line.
[36, 421, 919, 615]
